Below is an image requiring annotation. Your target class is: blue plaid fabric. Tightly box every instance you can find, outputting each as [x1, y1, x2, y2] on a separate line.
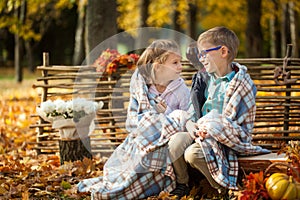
[192, 63, 270, 190]
[77, 69, 193, 199]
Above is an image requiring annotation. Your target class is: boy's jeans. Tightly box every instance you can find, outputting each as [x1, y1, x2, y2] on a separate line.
[168, 132, 221, 189]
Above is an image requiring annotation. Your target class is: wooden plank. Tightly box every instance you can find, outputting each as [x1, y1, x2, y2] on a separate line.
[238, 153, 287, 173]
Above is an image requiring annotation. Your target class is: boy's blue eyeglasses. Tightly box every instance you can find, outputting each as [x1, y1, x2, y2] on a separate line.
[198, 45, 222, 60]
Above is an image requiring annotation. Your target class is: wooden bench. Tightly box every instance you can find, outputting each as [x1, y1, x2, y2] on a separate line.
[30, 53, 300, 172]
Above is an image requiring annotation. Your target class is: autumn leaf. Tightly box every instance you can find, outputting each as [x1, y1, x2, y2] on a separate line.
[61, 180, 71, 190]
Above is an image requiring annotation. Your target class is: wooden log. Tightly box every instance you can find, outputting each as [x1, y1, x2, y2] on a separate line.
[58, 137, 92, 165]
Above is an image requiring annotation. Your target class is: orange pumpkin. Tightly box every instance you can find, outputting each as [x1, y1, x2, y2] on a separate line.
[265, 172, 300, 200]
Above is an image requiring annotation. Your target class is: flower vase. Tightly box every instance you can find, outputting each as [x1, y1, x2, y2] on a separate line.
[52, 115, 95, 165]
[58, 132, 92, 166]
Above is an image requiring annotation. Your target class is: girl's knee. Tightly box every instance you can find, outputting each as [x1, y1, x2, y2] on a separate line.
[168, 132, 192, 151]
[168, 132, 193, 161]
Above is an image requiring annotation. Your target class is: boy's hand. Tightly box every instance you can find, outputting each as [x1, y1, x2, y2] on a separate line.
[195, 127, 208, 140]
[186, 120, 198, 139]
[186, 120, 208, 140]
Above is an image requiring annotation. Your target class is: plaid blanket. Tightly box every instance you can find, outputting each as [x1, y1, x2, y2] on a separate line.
[193, 63, 270, 190]
[77, 69, 192, 199]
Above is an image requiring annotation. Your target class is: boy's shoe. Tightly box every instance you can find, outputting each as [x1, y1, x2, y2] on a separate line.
[170, 183, 190, 199]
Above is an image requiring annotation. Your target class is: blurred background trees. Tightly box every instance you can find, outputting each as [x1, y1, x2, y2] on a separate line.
[0, 0, 299, 82]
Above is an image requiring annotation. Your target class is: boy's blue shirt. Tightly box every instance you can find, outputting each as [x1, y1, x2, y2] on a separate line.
[202, 70, 235, 116]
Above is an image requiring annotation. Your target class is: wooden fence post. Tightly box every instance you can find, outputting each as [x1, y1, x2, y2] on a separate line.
[36, 52, 50, 154]
[284, 44, 292, 136]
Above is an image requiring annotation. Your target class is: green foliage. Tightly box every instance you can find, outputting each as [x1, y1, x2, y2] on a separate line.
[0, 0, 76, 41]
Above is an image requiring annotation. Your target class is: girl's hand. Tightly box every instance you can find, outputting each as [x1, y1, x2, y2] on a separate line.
[154, 96, 167, 113]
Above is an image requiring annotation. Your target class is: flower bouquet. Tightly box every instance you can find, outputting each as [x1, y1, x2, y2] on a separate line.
[93, 48, 140, 75]
[37, 98, 104, 140]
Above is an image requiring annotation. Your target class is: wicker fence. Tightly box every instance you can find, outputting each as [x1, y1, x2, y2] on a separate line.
[30, 54, 300, 156]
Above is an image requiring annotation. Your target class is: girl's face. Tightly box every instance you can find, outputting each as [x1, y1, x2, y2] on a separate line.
[155, 53, 182, 85]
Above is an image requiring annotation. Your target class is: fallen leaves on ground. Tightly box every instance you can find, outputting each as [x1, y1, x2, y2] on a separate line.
[0, 80, 104, 199]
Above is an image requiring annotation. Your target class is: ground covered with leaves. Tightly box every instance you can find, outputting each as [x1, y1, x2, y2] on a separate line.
[0, 78, 104, 199]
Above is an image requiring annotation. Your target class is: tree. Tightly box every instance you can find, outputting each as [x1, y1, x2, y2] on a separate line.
[134, 0, 149, 54]
[268, 0, 281, 57]
[0, 0, 76, 81]
[14, 0, 26, 82]
[73, 0, 86, 65]
[284, 1, 299, 57]
[246, 0, 263, 57]
[288, 1, 298, 57]
[85, 0, 117, 64]
[261, 0, 300, 58]
[187, 1, 198, 40]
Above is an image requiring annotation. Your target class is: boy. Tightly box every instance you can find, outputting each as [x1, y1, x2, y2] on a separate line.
[168, 26, 270, 199]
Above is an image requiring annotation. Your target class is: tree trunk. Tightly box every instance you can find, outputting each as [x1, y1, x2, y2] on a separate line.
[288, 1, 298, 58]
[59, 137, 92, 165]
[73, 0, 86, 65]
[246, 0, 263, 57]
[172, 1, 181, 42]
[281, 2, 291, 57]
[270, 0, 281, 58]
[85, 0, 117, 64]
[188, 2, 198, 40]
[25, 41, 34, 72]
[135, 0, 150, 53]
[14, 5, 22, 83]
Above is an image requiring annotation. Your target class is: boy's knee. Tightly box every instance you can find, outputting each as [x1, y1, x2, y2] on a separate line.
[184, 148, 196, 164]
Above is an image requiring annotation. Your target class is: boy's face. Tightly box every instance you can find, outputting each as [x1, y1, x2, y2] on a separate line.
[198, 42, 230, 77]
[198, 42, 222, 75]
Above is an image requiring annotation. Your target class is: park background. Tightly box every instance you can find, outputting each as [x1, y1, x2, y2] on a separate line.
[0, 0, 300, 82]
[0, 0, 300, 199]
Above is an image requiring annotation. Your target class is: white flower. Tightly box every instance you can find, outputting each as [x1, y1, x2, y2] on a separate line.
[73, 98, 85, 112]
[83, 101, 95, 114]
[37, 98, 104, 122]
[40, 100, 55, 114]
[65, 101, 73, 112]
[65, 101, 73, 117]
[54, 99, 67, 114]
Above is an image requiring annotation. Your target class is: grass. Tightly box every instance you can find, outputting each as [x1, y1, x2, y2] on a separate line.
[0, 67, 39, 98]
[0, 66, 38, 80]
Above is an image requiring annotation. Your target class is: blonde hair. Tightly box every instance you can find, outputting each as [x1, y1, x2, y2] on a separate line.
[137, 39, 180, 84]
[197, 26, 239, 62]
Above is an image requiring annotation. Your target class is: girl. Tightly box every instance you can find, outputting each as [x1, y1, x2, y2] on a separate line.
[78, 39, 192, 200]
[126, 39, 190, 131]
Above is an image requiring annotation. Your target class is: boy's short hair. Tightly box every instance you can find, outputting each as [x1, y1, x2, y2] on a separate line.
[197, 26, 239, 62]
